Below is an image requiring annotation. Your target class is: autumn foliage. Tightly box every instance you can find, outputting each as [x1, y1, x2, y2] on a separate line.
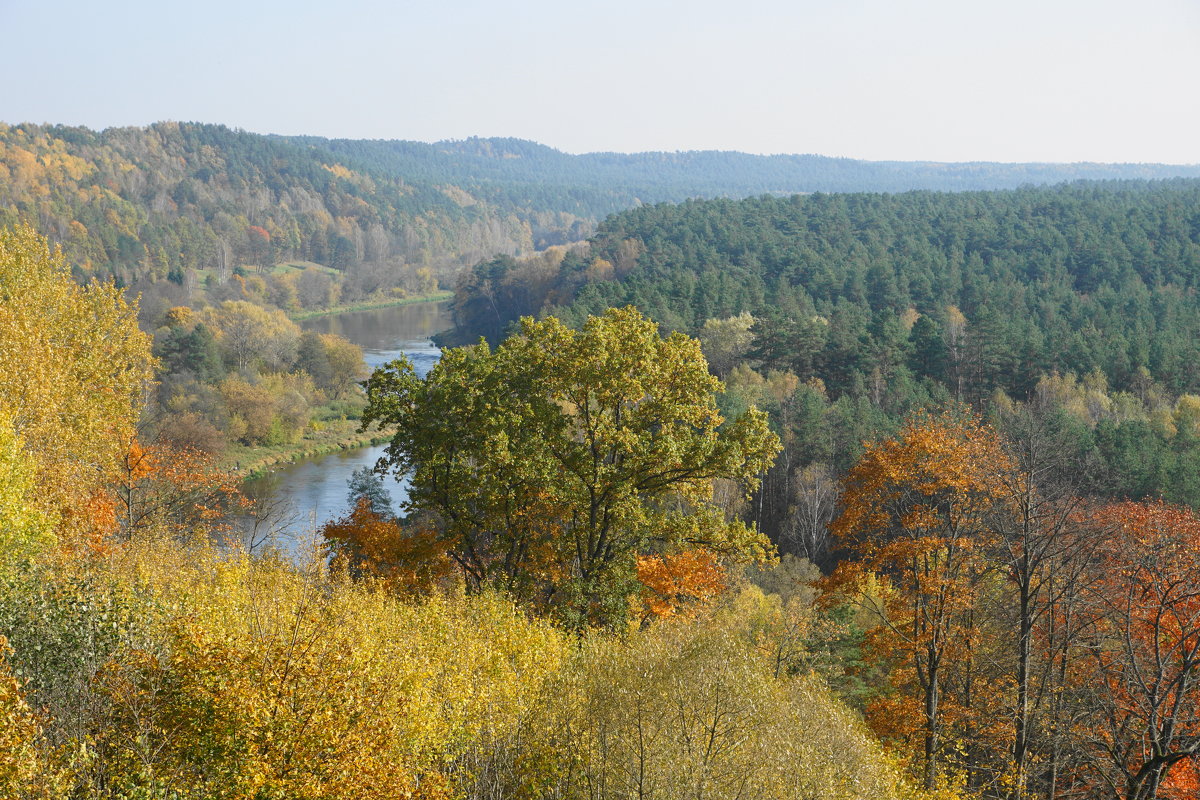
[827, 411, 1012, 789]
[320, 498, 455, 595]
[636, 548, 728, 622]
[1072, 501, 1200, 800]
[114, 436, 246, 541]
[362, 306, 780, 626]
[0, 224, 153, 521]
[822, 406, 1200, 800]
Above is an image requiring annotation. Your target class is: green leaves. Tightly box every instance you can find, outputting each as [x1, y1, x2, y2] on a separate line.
[362, 307, 780, 625]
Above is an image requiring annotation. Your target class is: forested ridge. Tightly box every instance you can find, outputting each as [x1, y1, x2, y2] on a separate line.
[4, 119, 1199, 293]
[0, 122, 535, 292]
[436, 181, 1200, 797]
[453, 181, 1200, 510]
[282, 134, 1200, 219]
[468, 180, 1200, 394]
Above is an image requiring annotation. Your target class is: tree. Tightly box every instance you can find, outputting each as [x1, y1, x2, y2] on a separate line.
[0, 636, 66, 798]
[0, 225, 153, 519]
[1075, 502, 1200, 800]
[697, 312, 757, 377]
[362, 306, 780, 626]
[201, 300, 299, 371]
[0, 411, 54, 572]
[320, 497, 453, 593]
[635, 548, 727, 623]
[784, 462, 842, 567]
[113, 436, 245, 541]
[296, 332, 365, 401]
[295, 265, 338, 309]
[559, 599, 914, 800]
[827, 410, 1013, 790]
[321, 333, 367, 400]
[989, 398, 1095, 799]
[153, 320, 224, 382]
[347, 466, 394, 519]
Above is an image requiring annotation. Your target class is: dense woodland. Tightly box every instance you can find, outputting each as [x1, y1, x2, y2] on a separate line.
[5, 119, 1199, 295]
[287, 134, 1200, 220]
[0, 122, 531, 297]
[7, 137, 1200, 799]
[451, 181, 1200, 527]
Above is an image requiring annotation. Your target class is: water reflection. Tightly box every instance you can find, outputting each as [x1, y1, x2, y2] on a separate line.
[300, 301, 450, 372]
[239, 301, 450, 551]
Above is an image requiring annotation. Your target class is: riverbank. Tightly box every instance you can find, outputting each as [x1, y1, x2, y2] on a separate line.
[233, 297, 450, 534]
[223, 417, 390, 480]
[288, 291, 453, 322]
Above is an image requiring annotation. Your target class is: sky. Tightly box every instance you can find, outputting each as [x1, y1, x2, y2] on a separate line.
[4, 0, 1198, 163]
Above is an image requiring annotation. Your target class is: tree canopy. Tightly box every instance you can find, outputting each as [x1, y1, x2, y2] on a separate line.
[0, 225, 153, 519]
[362, 306, 780, 625]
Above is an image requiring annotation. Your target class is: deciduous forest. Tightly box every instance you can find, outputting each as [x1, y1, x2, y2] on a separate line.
[5, 127, 1200, 799]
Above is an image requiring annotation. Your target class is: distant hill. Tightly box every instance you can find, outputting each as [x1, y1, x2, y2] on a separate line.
[280, 132, 1200, 220]
[2, 120, 1198, 288]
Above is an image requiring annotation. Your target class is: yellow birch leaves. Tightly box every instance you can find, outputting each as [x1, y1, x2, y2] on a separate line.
[0, 225, 153, 519]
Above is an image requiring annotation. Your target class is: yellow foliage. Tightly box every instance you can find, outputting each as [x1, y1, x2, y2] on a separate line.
[91, 541, 567, 799]
[1174, 394, 1200, 437]
[0, 637, 67, 798]
[0, 225, 154, 519]
[556, 608, 916, 800]
[0, 411, 55, 569]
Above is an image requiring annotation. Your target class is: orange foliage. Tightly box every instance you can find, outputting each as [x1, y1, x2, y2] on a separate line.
[826, 410, 1012, 789]
[1074, 501, 1200, 799]
[114, 437, 246, 540]
[1162, 757, 1200, 799]
[636, 548, 727, 622]
[833, 411, 1012, 555]
[320, 499, 455, 596]
[57, 488, 119, 557]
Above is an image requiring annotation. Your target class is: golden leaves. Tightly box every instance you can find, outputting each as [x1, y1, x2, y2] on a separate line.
[0, 636, 67, 798]
[0, 225, 153, 521]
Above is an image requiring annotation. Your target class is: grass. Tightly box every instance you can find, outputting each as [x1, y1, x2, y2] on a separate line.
[287, 291, 452, 321]
[222, 416, 391, 479]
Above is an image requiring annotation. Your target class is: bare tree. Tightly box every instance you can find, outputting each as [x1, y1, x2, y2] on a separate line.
[783, 463, 841, 568]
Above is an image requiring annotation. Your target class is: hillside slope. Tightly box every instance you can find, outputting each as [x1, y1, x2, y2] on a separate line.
[3, 120, 1198, 292]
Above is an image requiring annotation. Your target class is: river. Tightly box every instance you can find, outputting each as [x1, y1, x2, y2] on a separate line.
[239, 301, 452, 549]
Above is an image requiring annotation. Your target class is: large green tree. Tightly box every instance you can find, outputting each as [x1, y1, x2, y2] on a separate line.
[362, 306, 780, 625]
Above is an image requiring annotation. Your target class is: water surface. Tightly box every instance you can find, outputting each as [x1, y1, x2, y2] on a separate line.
[240, 301, 451, 549]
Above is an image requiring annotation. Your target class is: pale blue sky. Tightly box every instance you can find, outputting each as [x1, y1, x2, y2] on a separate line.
[4, 0, 1198, 163]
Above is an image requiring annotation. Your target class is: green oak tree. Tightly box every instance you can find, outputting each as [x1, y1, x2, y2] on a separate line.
[362, 306, 780, 626]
